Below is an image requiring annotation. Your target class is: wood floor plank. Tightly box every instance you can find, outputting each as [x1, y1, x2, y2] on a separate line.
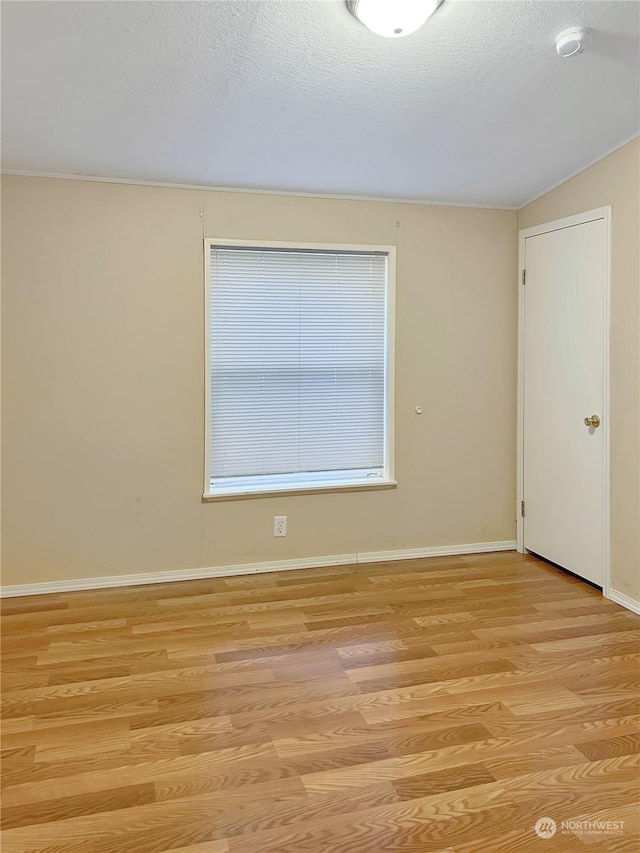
[391, 761, 497, 799]
[0, 782, 156, 829]
[575, 733, 640, 761]
[2, 552, 638, 852]
[162, 842, 230, 853]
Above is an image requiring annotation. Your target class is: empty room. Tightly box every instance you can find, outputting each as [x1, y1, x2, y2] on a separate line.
[1, 1, 639, 851]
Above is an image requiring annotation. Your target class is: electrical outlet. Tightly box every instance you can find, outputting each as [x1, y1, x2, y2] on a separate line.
[273, 516, 287, 537]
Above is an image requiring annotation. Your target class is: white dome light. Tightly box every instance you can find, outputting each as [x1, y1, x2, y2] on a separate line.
[347, 0, 442, 39]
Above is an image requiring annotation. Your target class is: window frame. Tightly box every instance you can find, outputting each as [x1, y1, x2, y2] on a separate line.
[203, 238, 396, 501]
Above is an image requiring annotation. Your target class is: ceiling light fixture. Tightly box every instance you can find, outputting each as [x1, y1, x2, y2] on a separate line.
[347, 0, 442, 39]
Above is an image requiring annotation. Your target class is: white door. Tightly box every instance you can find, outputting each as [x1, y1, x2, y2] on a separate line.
[522, 213, 608, 586]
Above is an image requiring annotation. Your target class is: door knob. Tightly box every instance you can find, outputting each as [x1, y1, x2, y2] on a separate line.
[584, 415, 601, 428]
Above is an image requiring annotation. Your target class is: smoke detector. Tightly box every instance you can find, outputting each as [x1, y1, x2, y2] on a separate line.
[555, 27, 590, 58]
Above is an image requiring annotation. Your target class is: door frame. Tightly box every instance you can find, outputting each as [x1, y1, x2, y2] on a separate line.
[516, 206, 612, 597]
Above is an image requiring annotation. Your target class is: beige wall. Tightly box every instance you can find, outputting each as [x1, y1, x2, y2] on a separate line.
[1, 176, 517, 585]
[519, 139, 640, 601]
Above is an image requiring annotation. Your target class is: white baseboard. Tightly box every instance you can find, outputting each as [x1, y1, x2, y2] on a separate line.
[606, 588, 640, 615]
[0, 540, 517, 598]
[0, 554, 358, 598]
[357, 540, 517, 564]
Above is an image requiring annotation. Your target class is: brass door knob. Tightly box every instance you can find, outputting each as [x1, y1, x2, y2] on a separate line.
[584, 415, 601, 428]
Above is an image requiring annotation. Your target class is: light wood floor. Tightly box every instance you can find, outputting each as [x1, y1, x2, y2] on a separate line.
[1, 551, 639, 853]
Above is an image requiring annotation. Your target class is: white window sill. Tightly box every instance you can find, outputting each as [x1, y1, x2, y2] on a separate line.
[202, 479, 397, 502]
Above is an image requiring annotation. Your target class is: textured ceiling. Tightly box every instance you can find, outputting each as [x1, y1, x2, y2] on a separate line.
[1, 0, 639, 207]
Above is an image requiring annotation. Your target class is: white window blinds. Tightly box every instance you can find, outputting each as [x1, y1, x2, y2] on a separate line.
[206, 244, 391, 496]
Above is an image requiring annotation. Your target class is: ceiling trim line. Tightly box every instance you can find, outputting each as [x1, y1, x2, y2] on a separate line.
[0, 170, 518, 211]
[518, 132, 640, 210]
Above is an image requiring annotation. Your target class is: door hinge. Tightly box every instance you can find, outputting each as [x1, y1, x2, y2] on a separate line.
[521, 269, 526, 286]
[521, 500, 525, 518]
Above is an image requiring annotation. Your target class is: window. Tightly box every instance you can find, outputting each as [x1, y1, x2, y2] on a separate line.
[204, 240, 395, 498]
